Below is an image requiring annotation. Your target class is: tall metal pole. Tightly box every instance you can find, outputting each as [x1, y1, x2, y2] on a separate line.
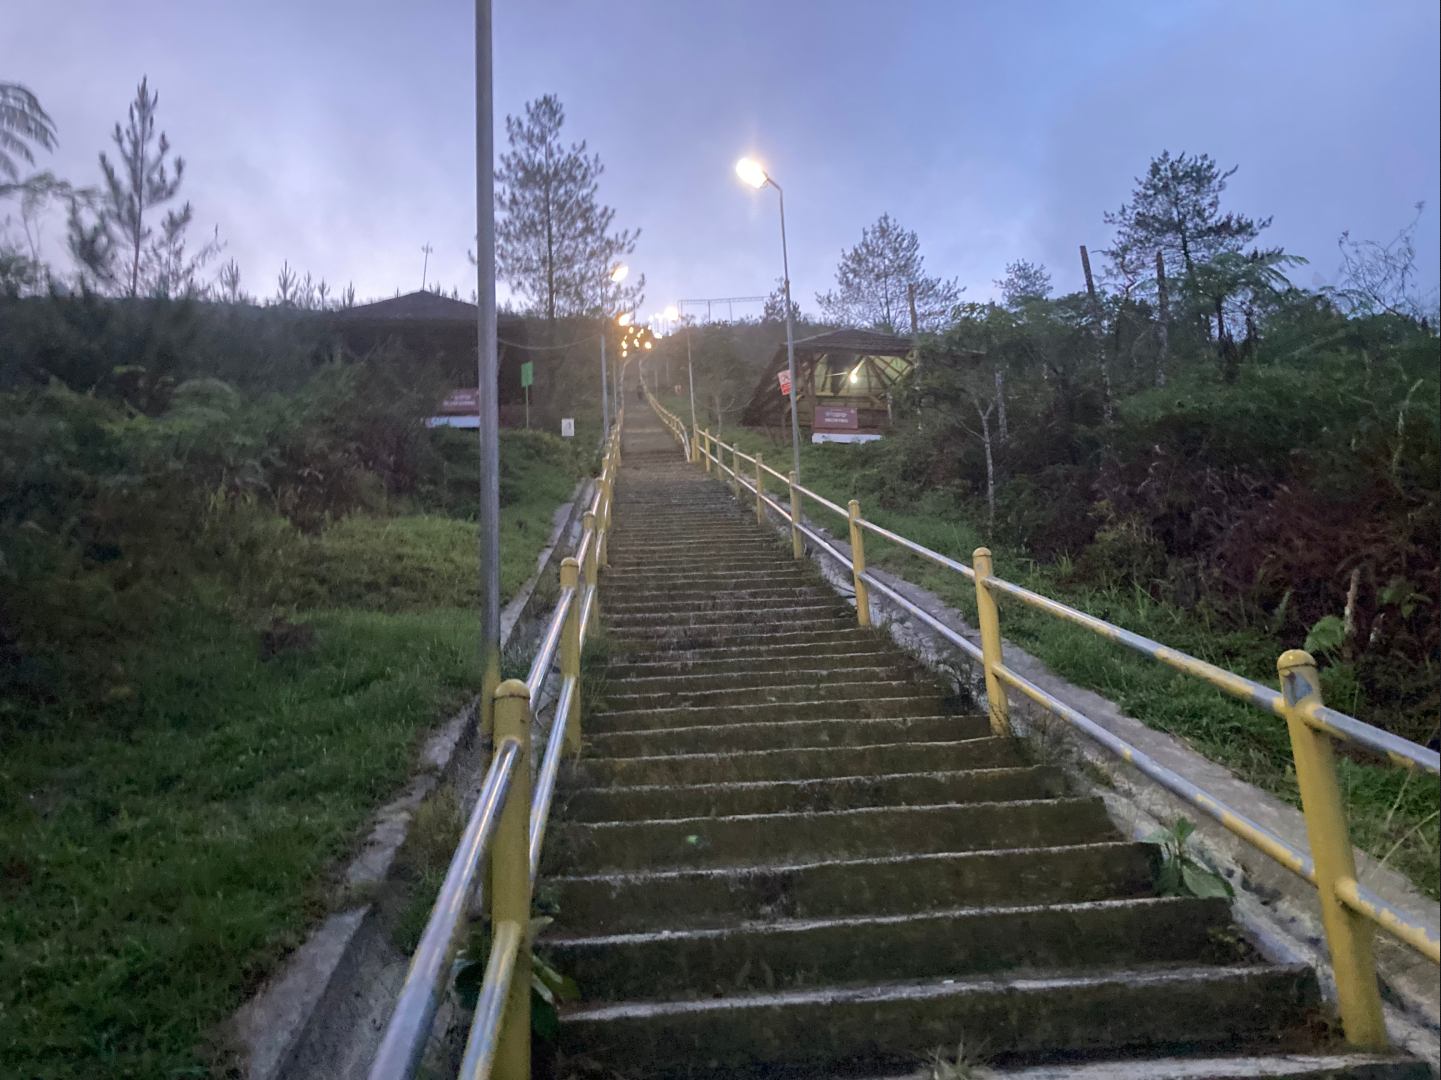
[475, 0, 501, 735]
[773, 180, 802, 482]
[685, 322, 697, 432]
[600, 333, 609, 433]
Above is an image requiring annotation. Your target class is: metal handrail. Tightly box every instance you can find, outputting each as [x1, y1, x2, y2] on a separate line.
[678, 411, 1439, 1051]
[367, 738, 522, 1080]
[371, 416, 624, 1080]
[458, 919, 523, 1079]
[529, 675, 576, 882]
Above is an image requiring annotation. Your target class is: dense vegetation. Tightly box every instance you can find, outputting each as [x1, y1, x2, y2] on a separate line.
[0, 293, 592, 1077]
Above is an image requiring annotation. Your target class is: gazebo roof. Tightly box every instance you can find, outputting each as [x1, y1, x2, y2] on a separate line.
[741, 328, 915, 426]
[784, 329, 913, 356]
[336, 291, 481, 322]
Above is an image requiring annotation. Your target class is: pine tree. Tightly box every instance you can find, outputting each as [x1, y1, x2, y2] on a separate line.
[817, 213, 961, 333]
[66, 77, 219, 296]
[1102, 151, 1269, 283]
[494, 95, 640, 321]
[994, 259, 1052, 309]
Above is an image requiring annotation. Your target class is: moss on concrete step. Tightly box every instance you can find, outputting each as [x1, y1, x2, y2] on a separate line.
[558, 964, 1324, 1078]
[561, 736, 1026, 788]
[559, 766, 1066, 821]
[547, 797, 1118, 874]
[546, 841, 1158, 935]
[545, 896, 1242, 1001]
[587, 714, 992, 758]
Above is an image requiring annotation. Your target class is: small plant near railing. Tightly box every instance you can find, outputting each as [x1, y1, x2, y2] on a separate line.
[1142, 817, 1234, 899]
[925, 1034, 990, 1079]
[455, 915, 580, 1041]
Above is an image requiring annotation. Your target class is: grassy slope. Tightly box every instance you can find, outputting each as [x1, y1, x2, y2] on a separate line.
[683, 405, 1438, 902]
[1, 449, 583, 1078]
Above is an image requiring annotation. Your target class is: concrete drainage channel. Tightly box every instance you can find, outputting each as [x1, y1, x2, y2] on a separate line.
[764, 500, 1440, 1076]
[231, 478, 595, 1080]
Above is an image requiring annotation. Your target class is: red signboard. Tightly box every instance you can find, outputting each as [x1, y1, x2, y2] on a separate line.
[777, 369, 792, 395]
[815, 406, 858, 430]
[439, 389, 480, 414]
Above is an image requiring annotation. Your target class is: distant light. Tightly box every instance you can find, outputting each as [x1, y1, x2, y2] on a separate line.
[849, 369, 860, 383]
[643, 341, 652, 349]
[735, 157, 767, 189]
[618, 312, 632, 326]
[663, 305, 679, 321]
[611, 264, 629, 282]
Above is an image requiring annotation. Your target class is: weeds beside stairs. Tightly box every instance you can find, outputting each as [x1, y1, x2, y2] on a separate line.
[537, 410, 1424, 1080]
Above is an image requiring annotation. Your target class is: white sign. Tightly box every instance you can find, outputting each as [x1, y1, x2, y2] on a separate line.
[561, 418, 575, 437]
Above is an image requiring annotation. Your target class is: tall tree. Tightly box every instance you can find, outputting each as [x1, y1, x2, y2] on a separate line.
[494, 95, 640, 321]
[1102, 151, 1269, 283]
[67, 77, 219, 296]
[994, 259, 1052, 309]
[0, 82, 56, 183]
[817, 213, 961, 333]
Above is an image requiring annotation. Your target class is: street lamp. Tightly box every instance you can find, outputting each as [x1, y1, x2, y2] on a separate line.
[600, 263, 629, 433]
[736, 156, 801, 482]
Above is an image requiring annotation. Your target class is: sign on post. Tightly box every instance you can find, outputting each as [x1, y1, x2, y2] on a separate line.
[777, 370, 792, 395]
[520, 362, 534, 388]
[561, 418, 575, 437]
[816, 406, 858, 429]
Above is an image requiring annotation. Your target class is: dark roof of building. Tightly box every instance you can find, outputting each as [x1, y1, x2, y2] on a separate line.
[786, 329, 913, 355]
[336, 291, 481, 322]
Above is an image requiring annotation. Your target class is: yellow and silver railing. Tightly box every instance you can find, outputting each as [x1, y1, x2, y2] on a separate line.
[658, 395, 1440, 1054]
[368, 414, 622, 1080]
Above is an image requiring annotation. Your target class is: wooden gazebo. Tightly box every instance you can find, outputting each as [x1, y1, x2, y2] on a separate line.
[741, 329, 913, 439]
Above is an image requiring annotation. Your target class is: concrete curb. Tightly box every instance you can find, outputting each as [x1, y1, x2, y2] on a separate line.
[232, 477, 593, 1080]
[754, 495, 1439, 1073]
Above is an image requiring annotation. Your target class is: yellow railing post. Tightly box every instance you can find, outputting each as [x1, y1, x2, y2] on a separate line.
[847, 499, 871, 628]
[755, 453, 766, 525]
[490, 678, 533, 1078]
[560, 558, 583, 755]
[1278, 650, 1388, 1050]
[691, 425, 700, 465]
[789, 471, 803, 559]
[703, 429, 712, 473]
[731, 446, 742, 500]
[582, 510, 599, 630]
[972, 547, 1013, 736]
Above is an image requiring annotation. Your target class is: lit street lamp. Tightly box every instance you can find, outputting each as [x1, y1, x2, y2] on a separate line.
[736, 156, 801, 482]
[600, 263, 628, 433]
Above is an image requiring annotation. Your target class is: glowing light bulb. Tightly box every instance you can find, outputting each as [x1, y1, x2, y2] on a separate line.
[644, 341, 652, 349]
[849, 369, 860, 383]
[617, 312, 631, 326]
[735, 157, 767, 189]
[663, 305, 679, 321]
[611, 264, 629, 282]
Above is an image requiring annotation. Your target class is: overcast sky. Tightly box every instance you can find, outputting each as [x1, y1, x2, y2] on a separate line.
[7, 0, 1438, 320]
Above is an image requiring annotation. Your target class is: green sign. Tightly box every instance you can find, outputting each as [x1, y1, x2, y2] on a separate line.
[520, 361, 534, 388]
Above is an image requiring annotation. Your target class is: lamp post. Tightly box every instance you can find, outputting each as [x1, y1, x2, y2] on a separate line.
[736, 156, 801, 482]
[601, 264, 629, 434]
[681, 315, 697, 434]
[474, 0, 501, 736]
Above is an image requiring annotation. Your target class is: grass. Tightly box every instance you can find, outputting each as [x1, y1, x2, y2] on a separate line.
[688, 411, 1439, 902]
[1, 445, 586, 1077]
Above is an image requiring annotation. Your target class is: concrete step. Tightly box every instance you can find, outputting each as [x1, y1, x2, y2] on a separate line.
[605, 643, 902, 680]
[604, 602, 848, 630]
[600, 679, 947, 717]
[547, 797, 1119, 874]
[546, 841, 1159, 935]
[557, 964, 1323, 1078]
[963, 1053, 1431, 1080]
[544, 896, 1240, 1002]
[588, 694, 954, 735]
[604, 590, 838, 615]
[562, 736, 1026, 788]
[587, 714, 993, 758]
[607, 663, 920, 695]
[559, 766, 1067, 822]
[607, 624, 875, 651]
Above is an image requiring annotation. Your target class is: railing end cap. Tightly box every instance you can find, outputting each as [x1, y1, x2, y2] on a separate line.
[495, 678, 531, 700]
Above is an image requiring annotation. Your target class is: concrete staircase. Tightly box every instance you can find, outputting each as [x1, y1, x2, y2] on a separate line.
[541, 409, 1423, 1079]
